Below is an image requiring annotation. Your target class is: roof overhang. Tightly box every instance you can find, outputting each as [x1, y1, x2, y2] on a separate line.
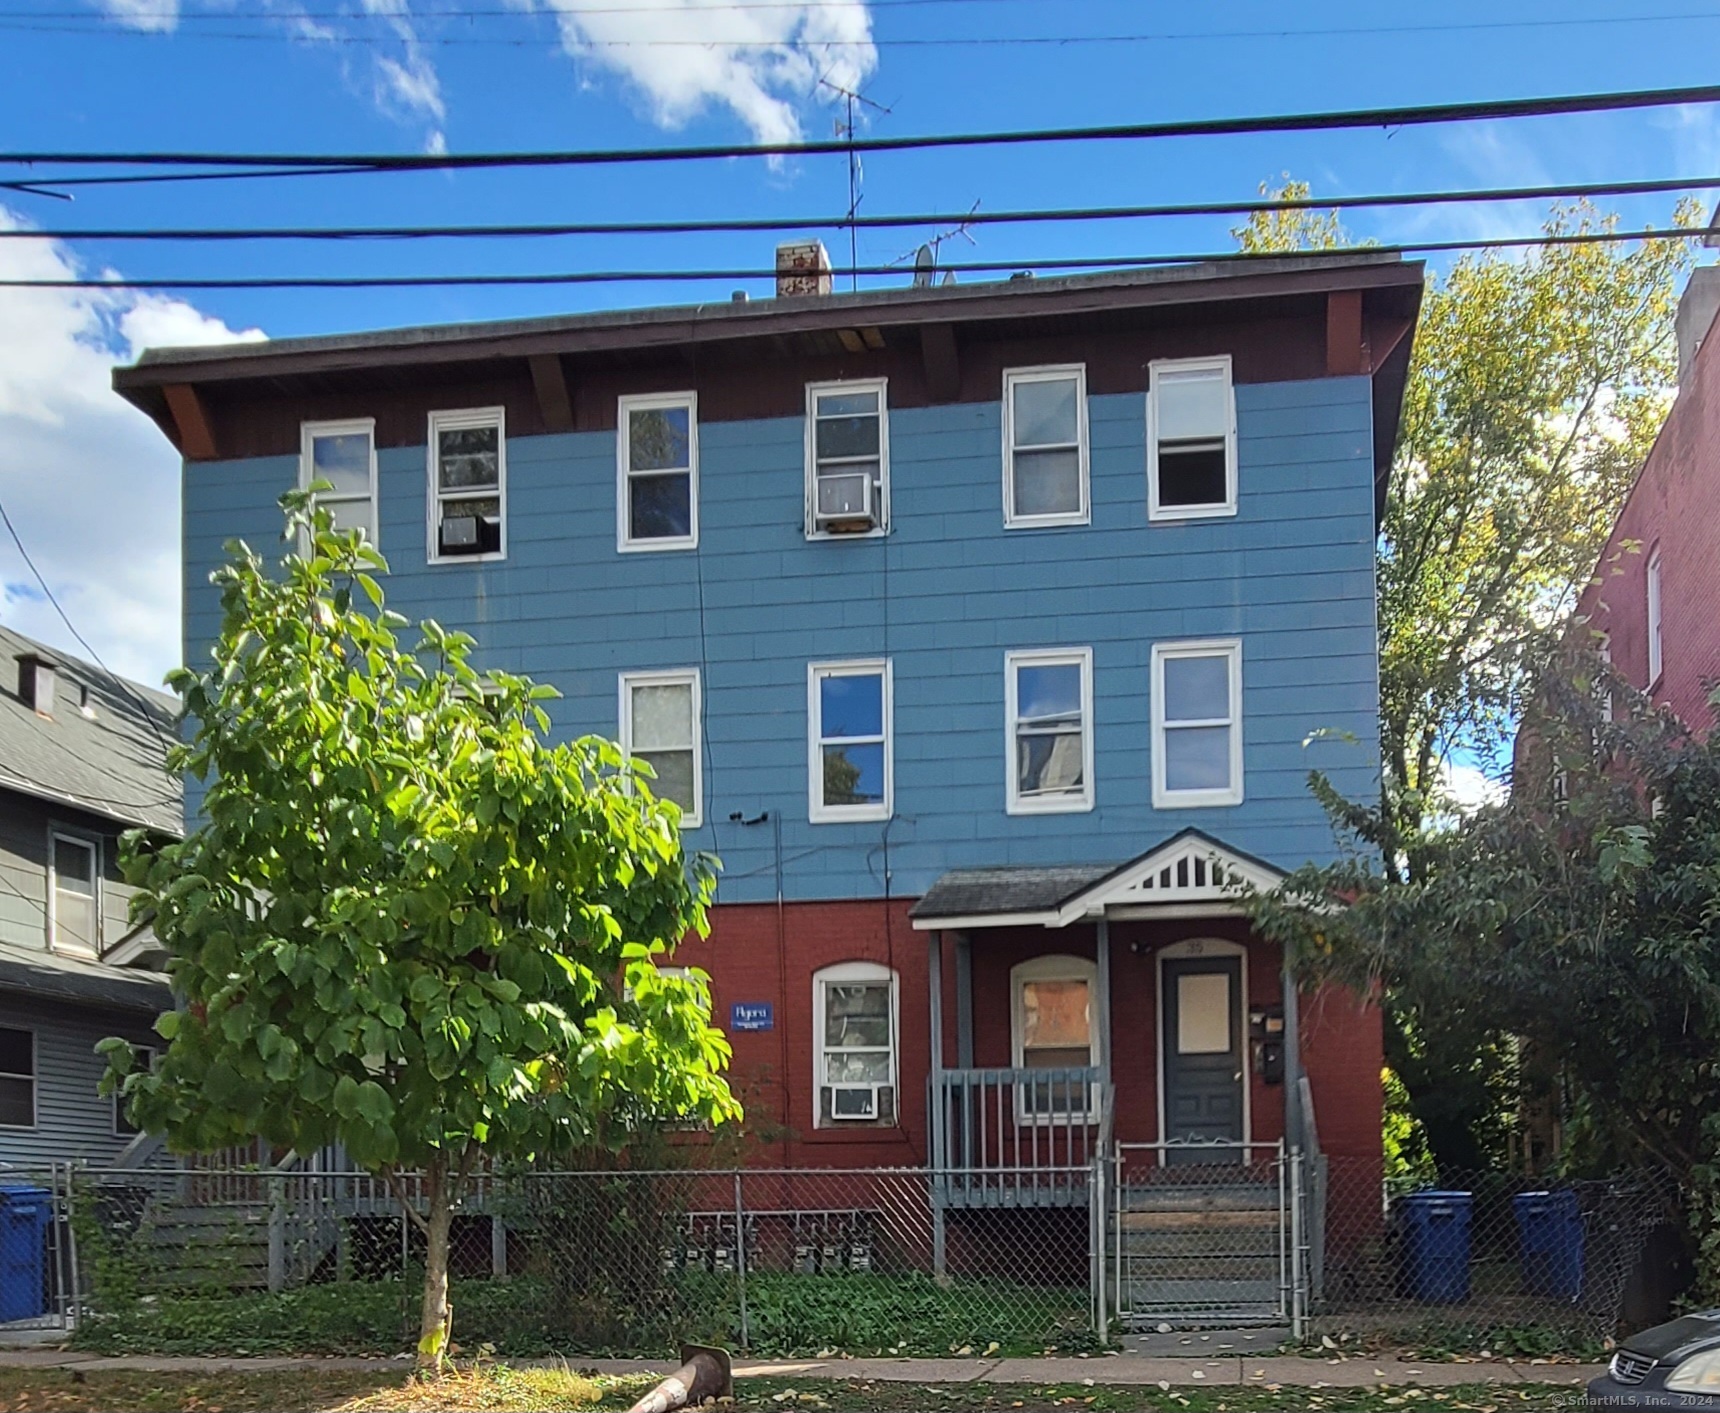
[910, 828, 1290, 931]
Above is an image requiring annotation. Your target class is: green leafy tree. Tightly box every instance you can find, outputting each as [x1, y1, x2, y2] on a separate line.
[1237, 183, 1699, 1165]
[103, 491, 740, 1369]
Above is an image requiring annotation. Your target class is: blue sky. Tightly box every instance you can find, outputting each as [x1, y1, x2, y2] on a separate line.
[0, 0, 1716, 703]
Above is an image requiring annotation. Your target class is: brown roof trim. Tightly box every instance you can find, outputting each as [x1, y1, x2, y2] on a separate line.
[113, 255, 1423, 395]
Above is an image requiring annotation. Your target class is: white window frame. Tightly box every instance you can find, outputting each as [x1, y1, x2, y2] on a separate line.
[805, 378, 890, 539]
[1647, 545, 1663, 685]
[1004, 648, 1095, 815]
[1151, 639, 1245, 809]
[1002, 364, 1090, 529]
[47, 828, 100, 958]
[1147, 355, 1238, 523]
[807, 659, 893, 824]
[618, 668, 703, 829]
[0, 1027, 35, 1130]
[1010, 954, 1100, 1123]
[426, 406, 507, 564]
[299, 418, 378, 545]
[617, 391, 699, 553]
[1598, 635, 1614, 723]
[812, 961, 899, 1129]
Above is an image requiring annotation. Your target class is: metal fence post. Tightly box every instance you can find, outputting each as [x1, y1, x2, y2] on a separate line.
[64, 1161, 81, 1331]
[732, 1171, 750, 1355]
[267, 1172, 286, 1293]
[1090, 1153, 1108, 1344]
[1289, 1148, 1307, 1342]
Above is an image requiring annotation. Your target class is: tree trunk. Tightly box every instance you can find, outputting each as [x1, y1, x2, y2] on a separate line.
[416, 1158, 455, 1374]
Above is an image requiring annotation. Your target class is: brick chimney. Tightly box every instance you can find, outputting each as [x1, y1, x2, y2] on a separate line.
[776, 241, 833, 298]
[16, 654, 56, 718]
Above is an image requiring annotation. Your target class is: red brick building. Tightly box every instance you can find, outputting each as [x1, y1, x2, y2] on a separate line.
[1577, 267, 1720, 729]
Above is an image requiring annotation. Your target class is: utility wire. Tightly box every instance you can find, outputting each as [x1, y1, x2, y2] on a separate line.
[0, 226, 1701, 291]
[0, 494, 176, 753]
[4, 174, 1716, 244]
[8, 10, 1720, 44]
[5, 84, 1718, 175]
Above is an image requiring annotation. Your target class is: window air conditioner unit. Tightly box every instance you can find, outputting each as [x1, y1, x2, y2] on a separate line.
[441, 515, 479, 551]
[815, 472, 875, 532]
[828, 1084, 879, 1120]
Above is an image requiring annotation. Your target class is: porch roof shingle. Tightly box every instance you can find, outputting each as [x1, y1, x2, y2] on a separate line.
[909, 864, 1114, 923]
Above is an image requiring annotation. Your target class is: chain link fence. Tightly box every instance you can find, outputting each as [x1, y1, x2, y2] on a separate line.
[12, 1156, 1678, 1359]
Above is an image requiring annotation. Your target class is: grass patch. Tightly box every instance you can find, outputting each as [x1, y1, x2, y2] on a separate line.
[0, 1368, 1592, 1413]
[72, 1271, 1093, 1359]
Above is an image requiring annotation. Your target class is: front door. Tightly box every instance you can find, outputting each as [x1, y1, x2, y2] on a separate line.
[1160, 955, 1245, 1163]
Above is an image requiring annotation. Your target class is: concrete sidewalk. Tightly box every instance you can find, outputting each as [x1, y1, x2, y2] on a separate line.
[0, 1349, 1607, 1388]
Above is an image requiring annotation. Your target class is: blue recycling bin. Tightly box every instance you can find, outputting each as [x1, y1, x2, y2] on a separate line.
[1513, 1189, 1584, 1301]
[1398, 1190, 1473, 1304]
[0, 1185, 51, 1323]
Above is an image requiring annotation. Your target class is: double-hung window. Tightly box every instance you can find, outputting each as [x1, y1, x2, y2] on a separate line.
[808, 660, 892, 823]
[1003, 366, 1089, 527]
[1011, 955, 1098, 1119]
[49, 831, 99, 957]
[619, 670, 702, 827]
[618, 392, 698, 551]
[1149, 357, 1236, 521]
[1005, 648, 1094, 814]
[806, 380, 888, 536]
[300, 419, 378, 542]
[0, 1028, 33, 1128]
[428, 408, 505, 561]
[813, 962, 897, 1126]
[1152, 640, 1243, 808]
[1647, 545, 1664, 684]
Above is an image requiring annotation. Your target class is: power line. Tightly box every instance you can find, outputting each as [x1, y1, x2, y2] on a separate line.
[5, 84, 1718, 177]
[3, 174, 1715, 244]
[0, 225, 1701, 290]
[7, 9, 1720, 44]
[0, 493, 176, 753]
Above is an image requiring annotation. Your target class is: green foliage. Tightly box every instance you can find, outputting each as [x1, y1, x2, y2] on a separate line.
[1381, 1066, 1435, 1186]
[102, 489, 740, 1362]
[70, 1271, 1093, 1359]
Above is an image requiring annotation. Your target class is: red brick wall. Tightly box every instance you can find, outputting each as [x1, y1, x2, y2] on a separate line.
[674, 901, 1381, 1168]
[1577, 314, 1720, 735]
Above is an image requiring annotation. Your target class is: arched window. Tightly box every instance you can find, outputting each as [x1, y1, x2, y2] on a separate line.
[812, 962, 898, 1128]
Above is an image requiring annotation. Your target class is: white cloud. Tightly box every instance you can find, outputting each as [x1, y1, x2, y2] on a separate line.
[1439, 759, 1508, 815]
[95, 0, 178, 34]
[362, 0, 446, 139]
[537, 0, 877, 145]
[0, 208, 264, 689]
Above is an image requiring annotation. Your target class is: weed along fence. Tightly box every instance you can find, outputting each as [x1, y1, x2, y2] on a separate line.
[0, 1157, 1677, 1358]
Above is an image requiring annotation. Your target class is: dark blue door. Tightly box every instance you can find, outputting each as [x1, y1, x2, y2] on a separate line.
[1161, 956, 1244, 1164]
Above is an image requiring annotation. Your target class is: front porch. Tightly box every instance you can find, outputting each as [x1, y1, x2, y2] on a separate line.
[911, 829, 1325, 1328]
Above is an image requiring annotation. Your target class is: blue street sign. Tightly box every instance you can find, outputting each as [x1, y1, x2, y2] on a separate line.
[731, 1002, 774, 1032]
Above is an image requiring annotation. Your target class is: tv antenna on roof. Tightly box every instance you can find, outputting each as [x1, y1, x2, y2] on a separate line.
[819, 76, 893, 292]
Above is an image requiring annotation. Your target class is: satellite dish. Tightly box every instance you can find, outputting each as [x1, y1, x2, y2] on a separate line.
[941, 270, 957, 286]
[912, 244, 935, 288]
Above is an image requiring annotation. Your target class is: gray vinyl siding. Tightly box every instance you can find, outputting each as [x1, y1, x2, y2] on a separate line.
[0, 996, 156, 1169]
[0, 788, 143, 957]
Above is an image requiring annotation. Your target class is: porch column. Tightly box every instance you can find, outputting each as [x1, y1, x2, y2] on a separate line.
[928, 931, 948, 1279]
[1094, 917, 1113, 1083]
[953, 933, 973, 1069]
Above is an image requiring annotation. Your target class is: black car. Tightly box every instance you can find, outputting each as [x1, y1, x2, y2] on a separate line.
[1589, 1310, 1720, 1409]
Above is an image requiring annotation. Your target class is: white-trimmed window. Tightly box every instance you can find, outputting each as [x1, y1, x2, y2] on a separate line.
[618, 392, 698, 551]
[1011, 955, 1098, 1119]
[0, 1028, 33, 1129]
[813, 962, 898, 1127]
[300, 419, 378, 542]
[427, 407, 505, 562]
[1148, 357, 1237, 521]
[49, 831, 99, 957]
[114, 1043, 156, 1136]
[1598, 635, 1614, 724]
[808, 660, 892, 823]
[1152, 640, 1244, 808]
[806, 379, 888, 536]
[619, 670, 702, 828]
[1003, 365, 1089, 528]
[1647, 545, 1663, 684]
[1005, 648, 1094, 814]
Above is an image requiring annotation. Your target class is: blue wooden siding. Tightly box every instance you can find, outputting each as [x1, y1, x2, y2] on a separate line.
[183, 376, 1379, 902]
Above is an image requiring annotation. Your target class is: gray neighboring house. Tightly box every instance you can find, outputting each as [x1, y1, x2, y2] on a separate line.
[0, 624, 176, 1168]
